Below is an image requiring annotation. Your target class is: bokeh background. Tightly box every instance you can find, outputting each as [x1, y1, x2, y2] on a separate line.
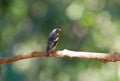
[0, 0, 120, 81]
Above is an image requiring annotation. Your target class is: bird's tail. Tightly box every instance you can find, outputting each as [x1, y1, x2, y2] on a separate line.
[46, 47, 50, 57]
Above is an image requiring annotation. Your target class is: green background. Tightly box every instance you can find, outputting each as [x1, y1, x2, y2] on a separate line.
[0, 0, 120, 81]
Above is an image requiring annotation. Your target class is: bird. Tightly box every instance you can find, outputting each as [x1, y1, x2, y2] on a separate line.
[46, 28, 61, 57]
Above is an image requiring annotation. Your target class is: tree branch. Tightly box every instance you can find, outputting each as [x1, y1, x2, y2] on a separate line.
[0, 49, 120, 64]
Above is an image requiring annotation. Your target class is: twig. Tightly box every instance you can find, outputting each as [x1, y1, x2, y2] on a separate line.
[0, 49, 120, 64]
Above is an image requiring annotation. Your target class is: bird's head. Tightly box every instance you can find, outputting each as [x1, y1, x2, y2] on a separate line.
[53, 28, 61, 36]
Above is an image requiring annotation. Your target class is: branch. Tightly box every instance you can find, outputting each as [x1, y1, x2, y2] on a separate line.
[0, 49, 120, 64]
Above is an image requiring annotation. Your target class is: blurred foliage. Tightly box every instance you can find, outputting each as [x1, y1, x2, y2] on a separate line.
[0, 0, 120, 81]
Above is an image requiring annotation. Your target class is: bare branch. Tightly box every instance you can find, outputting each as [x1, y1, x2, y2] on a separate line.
[0, 49, 120, 64]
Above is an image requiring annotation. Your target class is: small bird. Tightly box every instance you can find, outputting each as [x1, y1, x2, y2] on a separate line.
[46, 28, 61, 57]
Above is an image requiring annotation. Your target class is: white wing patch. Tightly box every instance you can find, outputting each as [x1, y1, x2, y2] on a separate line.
[54, 37, 58, 42]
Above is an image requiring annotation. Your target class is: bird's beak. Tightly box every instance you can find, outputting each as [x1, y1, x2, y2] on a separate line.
[58, 29, 61, 31]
